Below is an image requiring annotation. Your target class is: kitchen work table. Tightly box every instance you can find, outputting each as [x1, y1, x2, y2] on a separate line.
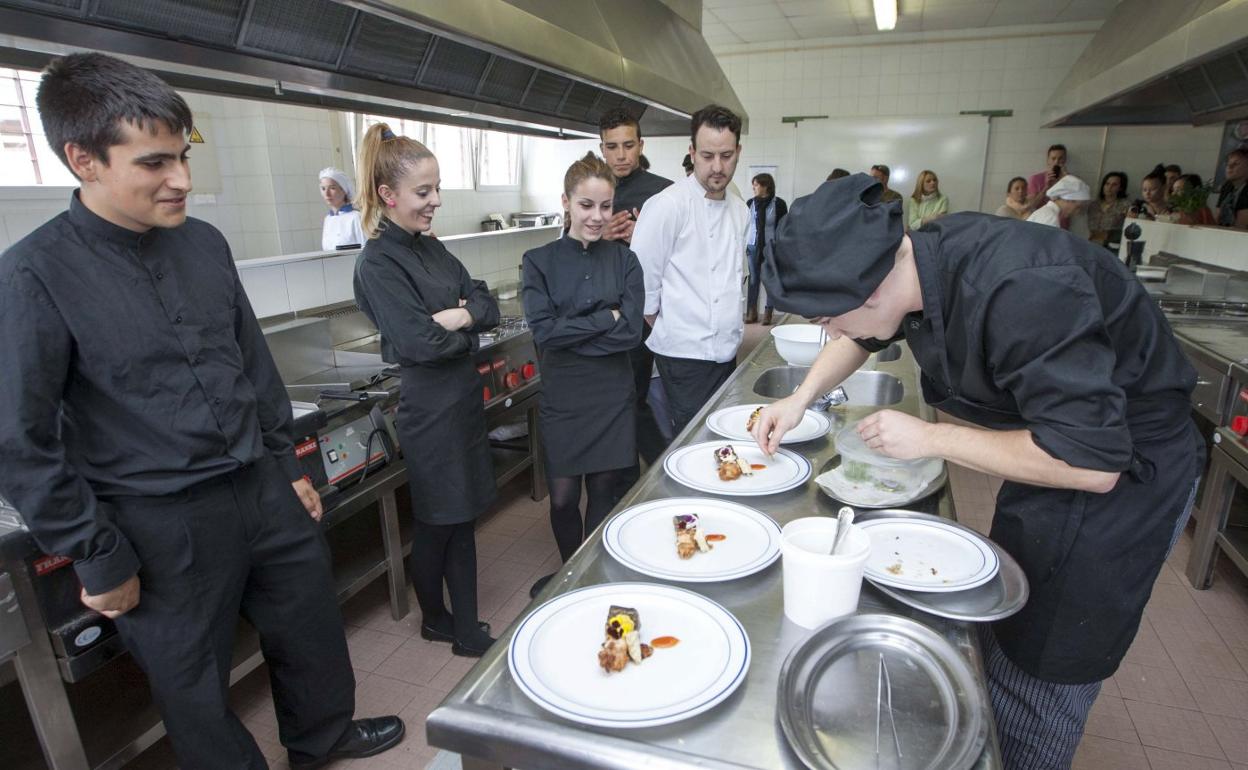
[427, 322, 1003, 769]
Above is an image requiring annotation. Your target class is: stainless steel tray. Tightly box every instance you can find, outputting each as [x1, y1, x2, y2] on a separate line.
[778, 613, 989, 770]
[858, 509, 1029, 622]
[815, 455, 949, 509]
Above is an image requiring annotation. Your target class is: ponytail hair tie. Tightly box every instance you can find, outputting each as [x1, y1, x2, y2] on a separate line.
[381, 127, 397, 141]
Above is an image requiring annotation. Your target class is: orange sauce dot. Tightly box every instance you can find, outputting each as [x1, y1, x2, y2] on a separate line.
[750, 463, 766, 470]
[650, 636, 680, 648]
[706, 534, 728, 542]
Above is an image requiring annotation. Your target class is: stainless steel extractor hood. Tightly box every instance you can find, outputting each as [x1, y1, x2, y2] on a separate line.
[1043, 0, 1248, 126]
[0, 0, 745, 138]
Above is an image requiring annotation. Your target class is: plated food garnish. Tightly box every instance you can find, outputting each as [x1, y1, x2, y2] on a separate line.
[745, 406, 763, 432]
[598, 605, 655, 673]
[715, 445, 758, 481]
[673, 513, 712, 559]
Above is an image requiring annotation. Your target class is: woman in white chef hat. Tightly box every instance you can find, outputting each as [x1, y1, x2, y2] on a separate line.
[1026, 174, 1091, 228]
[319, 167, 367, 250]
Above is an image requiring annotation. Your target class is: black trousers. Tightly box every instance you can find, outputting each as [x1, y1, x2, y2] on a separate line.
[653, 353, 737, 436]
[615, 326, 672, 497]
[630, 325, 669, 465]
[106, 456, 355, 769]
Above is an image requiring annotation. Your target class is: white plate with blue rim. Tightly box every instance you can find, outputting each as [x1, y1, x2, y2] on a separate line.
[857, 517, 999, 593]
[603, 497, 782, 582]
[663, 441, 811, 497]
[705, 403, 832, 444]
[508, 582, 751, 728]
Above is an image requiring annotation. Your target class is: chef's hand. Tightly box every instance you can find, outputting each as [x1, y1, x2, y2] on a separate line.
[81, 574, 140, 619]
[432, 307, 472, 331]
[856, 410, 933, 460]
[752, 396, 806, 456]
[292, 477, 323, 521]
[604, 209, 638, 242]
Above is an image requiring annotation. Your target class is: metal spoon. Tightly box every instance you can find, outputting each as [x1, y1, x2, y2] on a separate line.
[830, 506, 855, 555]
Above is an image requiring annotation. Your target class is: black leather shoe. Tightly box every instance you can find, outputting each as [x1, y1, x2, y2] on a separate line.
[529, 573, 555, 599]
[289, 716, 405, 769]
[420, 620, 490, 644]
[452, 635, 496, 658]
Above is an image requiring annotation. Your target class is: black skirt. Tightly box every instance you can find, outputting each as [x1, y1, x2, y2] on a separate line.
[538, 348, 635, 477]
[397, 360, 496, 525]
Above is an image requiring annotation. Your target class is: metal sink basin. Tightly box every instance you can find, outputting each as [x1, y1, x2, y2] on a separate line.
[874, 343, 902, 363]
[752, 368, 904, 405]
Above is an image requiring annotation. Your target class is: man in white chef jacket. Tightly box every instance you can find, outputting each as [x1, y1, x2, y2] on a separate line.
[630, 104, 750, 435]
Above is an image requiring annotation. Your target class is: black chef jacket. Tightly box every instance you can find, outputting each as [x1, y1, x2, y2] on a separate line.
[0, 192, 302, 594]
[612, 168, 673, 243]
[522, 235, 644, 356]
[859, 213, 1200, 682]
[353, 223, 498, 369]
[353, 223, 500, 525]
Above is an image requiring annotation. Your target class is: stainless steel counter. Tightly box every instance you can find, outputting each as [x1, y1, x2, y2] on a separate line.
[427, 324, 1001, 769]
[1170, 318, 1248, 375]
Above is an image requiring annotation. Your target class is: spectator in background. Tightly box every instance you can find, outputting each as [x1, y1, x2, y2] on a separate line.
[681, 153, 694, 176]
[521, 153, 644, 595]
[1027, 174, 1090, 227]
[1026, 144, 1068, 218]
[1217, 148, 1248, 229]
[907, 169, 949, 230]
[1087, 171, 1130, 248]
[746, 173, 788, 325]
[1127, 166, 1179, 223]
[596, 107, 674, 494]
[632, 105, 749, 435]
[827, 168, 850, 182]
[1172, 174, 1216, 226]
[869, 164, 903, 203]
[319, 167, 366, 250]
[995, 177, 1030, 220]
[1163, 164, 1182, 199]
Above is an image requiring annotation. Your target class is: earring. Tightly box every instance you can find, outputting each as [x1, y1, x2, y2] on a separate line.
[386, 200, 396, 208]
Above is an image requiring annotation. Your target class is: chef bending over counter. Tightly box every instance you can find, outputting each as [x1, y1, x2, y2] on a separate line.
[752, 173, 1203, 769]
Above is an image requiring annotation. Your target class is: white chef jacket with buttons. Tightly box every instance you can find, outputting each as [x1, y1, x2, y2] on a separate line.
[630, 173, 749, 364]
[322, 205, 366, 250]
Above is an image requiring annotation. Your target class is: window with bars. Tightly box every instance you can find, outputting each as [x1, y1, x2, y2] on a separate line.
[355, 113, 520, 190]
[0, 68, 78, 186]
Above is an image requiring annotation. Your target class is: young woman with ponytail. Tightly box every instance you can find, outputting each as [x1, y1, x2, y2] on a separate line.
[352, 123, 500, 657]
[521, 152, 644, 597]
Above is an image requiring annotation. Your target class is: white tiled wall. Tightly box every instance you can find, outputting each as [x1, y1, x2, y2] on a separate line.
[0, 92, 523, 256]
[715, 31, 1226, 212]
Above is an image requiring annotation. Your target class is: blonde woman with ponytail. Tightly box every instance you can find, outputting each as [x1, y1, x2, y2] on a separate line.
[352, 123, 500, 657]
[521, 152, 644, 597]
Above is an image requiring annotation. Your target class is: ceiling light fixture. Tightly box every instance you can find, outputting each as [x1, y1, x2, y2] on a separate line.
[873, 0, 897, 31]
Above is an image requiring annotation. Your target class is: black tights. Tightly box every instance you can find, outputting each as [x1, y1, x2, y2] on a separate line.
[548, 469, 629, 562]
[409, 519, 489, 644]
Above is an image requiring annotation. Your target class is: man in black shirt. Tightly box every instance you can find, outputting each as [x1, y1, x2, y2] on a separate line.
[1217, 147, 1248, 229]
[598, 107, 674, 479]
[754, 175, 1201, 769]
[0, 54, 401, 769]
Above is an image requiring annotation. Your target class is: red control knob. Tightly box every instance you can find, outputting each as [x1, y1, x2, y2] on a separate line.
[521, 361, 536, 380]
[1233, 416, 1248, 436]
[504, 370, 521, 389]
[482, 386, 492, 402]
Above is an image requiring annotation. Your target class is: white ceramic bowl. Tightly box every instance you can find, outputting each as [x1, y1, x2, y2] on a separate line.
[771, 324, 826, 366]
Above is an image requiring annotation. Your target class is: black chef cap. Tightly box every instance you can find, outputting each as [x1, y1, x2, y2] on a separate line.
[762, 173, 903, 317]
